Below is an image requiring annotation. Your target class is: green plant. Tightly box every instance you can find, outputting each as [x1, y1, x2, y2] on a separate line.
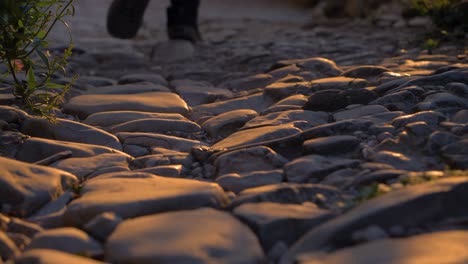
[409, 0, 468, 34]
[0, 0, 75, 120]
[423, 38, 439, 54]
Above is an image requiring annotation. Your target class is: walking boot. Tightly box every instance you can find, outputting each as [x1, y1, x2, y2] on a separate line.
[107, 0, 150, 39]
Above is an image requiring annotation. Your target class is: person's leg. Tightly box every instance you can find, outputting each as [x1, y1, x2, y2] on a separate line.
[107, 0, 150, 39]
[167, 0, 202, 42]
[107, 0, 202, 42]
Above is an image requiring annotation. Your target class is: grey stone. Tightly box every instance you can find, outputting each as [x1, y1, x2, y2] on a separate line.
[282, 177, 468, 262]
[217, 170, 284, 193]
[294, 231, 468, 264]
[311, 77, 368, 91]
[333, 105, 388, 122]
[83, 111, 186, 128]
[268, 65, 302, 79]
[51, 153, 130, 181]
[109, 118, 201, 136]
[76, 76, 117, 87]
[341, 65, 390, 79]
[416, 92, 468, 111]
[425, 131, 460, 154]
[118, 73, 168, 86]
[234, 202, 334, 251]
[63, 172, 229, 226]
[0, 131, 27, 158]
[84, 83, 170, 95]
[63, 92, 190, 119]
[265, 82, 314, 100]
[202, 109, 258, 139]
[192, 92, 276, 120]
[370, 90, 418, 113]
[215, 146, 287, 177]
[0, 231, 19, 261]
[83, 212, 122, 242]
[272, 57, 342, 78]
[0, 106, 28, 123]
[135, 164, 184, 178]
[26, 227, 102, 256]
[231, 183, 342, 208]
[213, 124, 301, 149]
[106, 208, 265, 264]
[303, 136, 360, 156]
[452, 109, 468, 124]
[0, 157, 77, 217]
[21, 117, 122, 150]
[16, 137, 129, 163]
[117, 132, 207, 153]
[7, 218, 42, 238]
[27, 192, 74, 228]
[16, 249, 105, 264]
[302, 119, 373, 140]
[243, 110, 329, 130]
[393, 69, 468, 91]
[131, 153, 192, 169]
[172, 79, 233, 106]
[392, 111, 446, 128]
[303, 89, 377, 112]
[219, 73, 273, 91]
[285, 155, 361, 183]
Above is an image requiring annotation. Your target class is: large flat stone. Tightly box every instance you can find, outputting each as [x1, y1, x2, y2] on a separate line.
[117, 132, 207, 153]
[282, 177, 468, 263]
[51, 153, 130, 181]
[213, 124, 301, 149]
[15, 138, 129, 163]
[234, 202, 334, 251]
[296, 231, 468, 264]
[243, 110, 329, 130]
[63, 172, 229, 226]
[26, 227, 102, 256]
[83, 111, 186, 128]
[21, 117, 122, 150]
[0, 157, 77, 217]
[106, 208, 265, 264]
[63, 92, 189, 118]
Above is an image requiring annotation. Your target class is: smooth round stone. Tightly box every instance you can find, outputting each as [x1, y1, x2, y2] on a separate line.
[217, 170, 284, 194]
[243, 110, 329, 130]
[219, 73, 273, 91]
[284, 155, 361, 183]
[303, 136, 360, 155]
[212, 124, 301, 150]
[118, 73, 168, 86]
[272, 57, 342, 78]
[333, 105, 388, 122]
[0, 231, 19, 261]
[0, 157, 77, 217]
[63, 92, 190, 119]
[202, 109, 258, 139]
[21, 117, 122, 150]
[214, 146, 287, 177]
[106, 208, 265, 264]
[83, 111, 187, 128]
[63, 173, 229, 227]
[294, 231, 468, 264]
[265, 82, 314, 100]
[282, 177, 468, 263]
[109, 118, 201, 135]
[341, 65, 390, 79]
[84, 83, 170, 95]
[452, 109, 468, 124]
[311, 77, 368, 91]
[171, 79, 233, 106]
[268, 64, 302, 78]
[234, 202, 334, 251]
[26, 227, 102, 256]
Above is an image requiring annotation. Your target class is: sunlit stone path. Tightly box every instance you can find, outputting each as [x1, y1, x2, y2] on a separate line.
[1, 1, 467, 263]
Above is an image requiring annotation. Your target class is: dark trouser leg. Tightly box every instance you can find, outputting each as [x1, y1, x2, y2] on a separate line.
[167, 0, 202, 42]
[107, 0, 150, 39]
